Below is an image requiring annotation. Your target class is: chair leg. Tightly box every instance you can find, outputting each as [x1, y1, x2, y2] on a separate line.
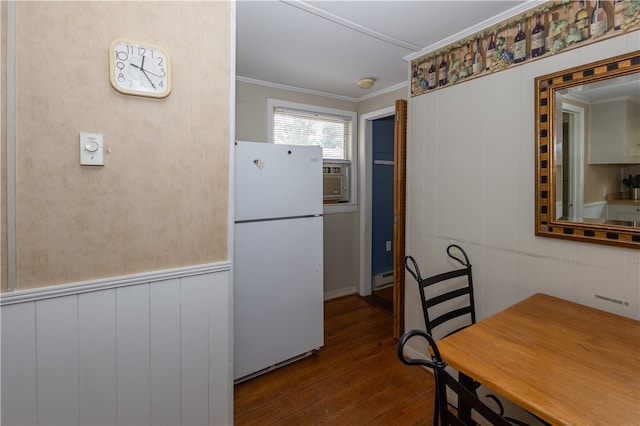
[433, 386, 439, 425]
[457, 373, 475, 424]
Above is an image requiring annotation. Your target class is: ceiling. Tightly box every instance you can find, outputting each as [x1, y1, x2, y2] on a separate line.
[236, 0, 527, 101]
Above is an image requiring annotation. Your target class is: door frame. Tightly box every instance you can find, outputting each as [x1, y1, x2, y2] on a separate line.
[359, 106, 395, 298]
[392, 99, 407, 339]
[562, 102, 585, 219]
[358, 99, 407, 339]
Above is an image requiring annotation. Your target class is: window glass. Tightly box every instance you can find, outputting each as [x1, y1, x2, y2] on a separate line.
[271, 104, 353, 161]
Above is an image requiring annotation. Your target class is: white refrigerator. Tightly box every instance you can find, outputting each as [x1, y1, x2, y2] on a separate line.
[234, 141, 324, 381]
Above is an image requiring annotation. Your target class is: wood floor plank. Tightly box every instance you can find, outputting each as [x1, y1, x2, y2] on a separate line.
[365, 387, 435, 426]
[234, 295, 434, 425]
[234, 304, 393, 411]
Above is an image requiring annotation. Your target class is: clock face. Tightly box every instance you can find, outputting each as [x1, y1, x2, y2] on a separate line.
[109, 39, 171, 98]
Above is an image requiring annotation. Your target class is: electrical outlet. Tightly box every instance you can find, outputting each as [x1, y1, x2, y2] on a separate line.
[603, 187, 608, 197]
[385, 241, 391, 251]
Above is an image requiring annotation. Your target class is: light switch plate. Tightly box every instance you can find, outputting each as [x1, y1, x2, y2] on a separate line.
[80, 132, 104, 166]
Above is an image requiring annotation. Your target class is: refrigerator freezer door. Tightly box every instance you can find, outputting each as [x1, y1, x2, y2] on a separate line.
[235, 141, 323, 221]
[234, 216, 324, 380]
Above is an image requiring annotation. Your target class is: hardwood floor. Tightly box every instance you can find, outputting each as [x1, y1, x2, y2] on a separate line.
[370, 285, 393, 312]
[234, 295, 435, 425]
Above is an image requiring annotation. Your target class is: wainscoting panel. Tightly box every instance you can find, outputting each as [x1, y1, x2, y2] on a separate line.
[78, 289, 117, 426]
[1, 302, 38, 426]
[36, 296, 81, 425]
[180, 275, 211, 426]
[116, 284, 152, 426]
[208, 270, 233, 419]
[0, 263, 232, 426]
[149, 279, 182, 426]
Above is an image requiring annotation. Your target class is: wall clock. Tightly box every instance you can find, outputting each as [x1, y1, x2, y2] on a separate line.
[109, 38, 172, 98]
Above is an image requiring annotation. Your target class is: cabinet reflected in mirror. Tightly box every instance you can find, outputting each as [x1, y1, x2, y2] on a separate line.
[535, 51, 640, 248]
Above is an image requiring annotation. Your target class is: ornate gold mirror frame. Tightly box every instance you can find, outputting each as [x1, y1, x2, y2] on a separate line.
[535, 50, 640, 248]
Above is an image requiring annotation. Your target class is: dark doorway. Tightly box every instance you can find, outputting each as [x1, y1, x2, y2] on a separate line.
[371, 115, 395, 310]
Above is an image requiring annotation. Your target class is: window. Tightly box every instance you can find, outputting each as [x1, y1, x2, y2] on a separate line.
[269, 99, 355, 161]
[268, 99, 357, 210]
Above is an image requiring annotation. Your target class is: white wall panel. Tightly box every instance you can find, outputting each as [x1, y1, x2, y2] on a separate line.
[575, 243, 628, 313]
[208, 271, 233, 420]
[406, 89, 425, 242]
[484, 68, 522, 251]
[116, 284, 151, 426]
[437, 83, 471, 242]
[405, 91, 427, 272]
[624, 260, 640, 319]
[423, 94, 440, 246]
[577, 32, 636, 65]
[78, 290, 117, 426]
[36, 296, 80, 425]
[626, 31, 640, 51]
[405, 93, 434, 333]
[483, 247, 520, 316]
[1, 302, 38, 426]
[149, 279, 182, 426]
[466, 77, 487, 246]
[180, 274, 211, 426]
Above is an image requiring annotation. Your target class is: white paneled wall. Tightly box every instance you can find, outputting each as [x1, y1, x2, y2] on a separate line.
[1, 265, 232, 426]
[405, 32, 640, 335]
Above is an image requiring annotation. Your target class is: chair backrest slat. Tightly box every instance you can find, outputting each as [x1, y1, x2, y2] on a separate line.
[423, 268, 469, 286]
[427, 286, 471, 308]
[430, 306, 473, 330]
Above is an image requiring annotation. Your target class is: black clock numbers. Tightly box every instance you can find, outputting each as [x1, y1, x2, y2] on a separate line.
[113, 44, 166, 89]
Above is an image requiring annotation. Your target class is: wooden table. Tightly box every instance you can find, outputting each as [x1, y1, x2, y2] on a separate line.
[437, 293, 640, 426]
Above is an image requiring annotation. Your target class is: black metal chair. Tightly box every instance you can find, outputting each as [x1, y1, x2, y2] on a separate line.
[404, 246, 546, 426]
[397, 329, 511, 426]
[404, 244, 477, 425]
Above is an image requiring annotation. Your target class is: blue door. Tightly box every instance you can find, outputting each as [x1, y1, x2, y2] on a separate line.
[371, 115, 395, 286]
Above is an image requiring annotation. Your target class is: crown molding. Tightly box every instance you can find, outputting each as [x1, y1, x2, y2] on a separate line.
[236, 75, 407, 103]
[282, 0, 422, 51]
[357, 81, 408, 102]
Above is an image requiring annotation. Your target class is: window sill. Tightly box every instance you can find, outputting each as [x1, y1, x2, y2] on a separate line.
[324, 202, 357, 215]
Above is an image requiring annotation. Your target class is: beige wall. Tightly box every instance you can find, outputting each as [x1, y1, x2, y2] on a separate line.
[5, 2, 230, 290]
[236, 81, 358, 142]
[357, 86, 407, 116]
[1, 1, 7, 290]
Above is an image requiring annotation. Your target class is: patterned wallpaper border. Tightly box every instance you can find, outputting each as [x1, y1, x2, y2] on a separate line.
[410, 0, 640, 98]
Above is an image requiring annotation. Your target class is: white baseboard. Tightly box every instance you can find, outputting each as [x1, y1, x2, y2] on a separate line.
[373, 271, 394, 289]
[324, 286, 357, 300]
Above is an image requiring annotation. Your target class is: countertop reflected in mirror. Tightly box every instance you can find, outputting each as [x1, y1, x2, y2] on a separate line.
[558, 216, 639, 227]
[607, 199, 640, 206]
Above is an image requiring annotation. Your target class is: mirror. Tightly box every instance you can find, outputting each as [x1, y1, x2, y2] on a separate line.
[535, 50, 640, 248]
